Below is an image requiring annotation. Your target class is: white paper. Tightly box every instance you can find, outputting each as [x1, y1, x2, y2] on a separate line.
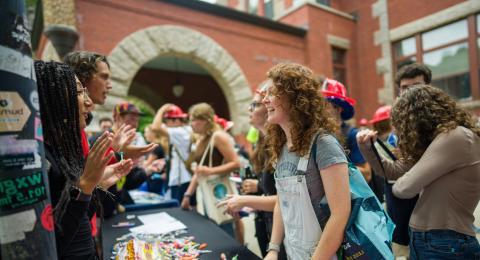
[130, 212, 186, 234]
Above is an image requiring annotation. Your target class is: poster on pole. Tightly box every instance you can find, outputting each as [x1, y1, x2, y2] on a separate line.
[0, 1, 57, 259]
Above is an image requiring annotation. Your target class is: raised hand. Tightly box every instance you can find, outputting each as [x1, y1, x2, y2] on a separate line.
[111, 124, 136, 152]
[123, 143, 158, 161]
[356, 129, 378, 148]
[79, 132, 114, 194]
[99, 159, 134, 190]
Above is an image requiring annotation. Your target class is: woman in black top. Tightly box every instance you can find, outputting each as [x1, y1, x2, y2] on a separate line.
[35, 61, 132, 259]
[217, 86, 286, 259]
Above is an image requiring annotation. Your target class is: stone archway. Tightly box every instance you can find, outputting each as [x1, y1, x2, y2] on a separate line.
[103, 25, 253, 134]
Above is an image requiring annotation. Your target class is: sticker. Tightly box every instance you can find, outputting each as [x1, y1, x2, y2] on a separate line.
[34, 117, 43, 141]
[29, 90, 39, 111]
[0, 135, 38, 170]
[0, 209, 36, 244]
[0, 91, 31, 132]
[0, 171, 47, 211]
[40, 204, 54, 232]
[0, 45, 35, 80]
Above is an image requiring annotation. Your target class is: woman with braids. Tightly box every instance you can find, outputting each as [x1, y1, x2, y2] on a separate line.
[357, 85, 480, 259]
[35, 61, 133, 259]
[262, 63, 350, 259]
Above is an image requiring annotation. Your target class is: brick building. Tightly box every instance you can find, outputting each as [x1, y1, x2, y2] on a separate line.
[33, 0, 480, 135]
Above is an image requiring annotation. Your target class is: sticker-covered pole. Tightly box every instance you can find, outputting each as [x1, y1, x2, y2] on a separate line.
[0, 1, 57, 259]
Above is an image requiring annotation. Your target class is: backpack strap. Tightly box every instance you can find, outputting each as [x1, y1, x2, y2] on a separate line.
[303, 133, 330, 228]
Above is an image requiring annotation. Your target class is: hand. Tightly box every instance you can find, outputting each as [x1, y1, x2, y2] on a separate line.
[181, 196, 192, 210]
[216, 194, 244, 215]
[111, 124, 136, 152]
[195, 165, 213, 177]
[79, 132, 114, 194]
[99, 159, 134, 189]
[356, 129, 378, 148]
[242, 179, 258, 194]
[123, 143, 158, 161]
[264, 250, 278, 260]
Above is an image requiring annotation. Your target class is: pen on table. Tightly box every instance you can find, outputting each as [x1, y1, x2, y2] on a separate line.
[112, 221, 135, 228]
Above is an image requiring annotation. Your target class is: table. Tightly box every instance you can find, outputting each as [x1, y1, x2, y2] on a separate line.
[102, 207, 260, 259]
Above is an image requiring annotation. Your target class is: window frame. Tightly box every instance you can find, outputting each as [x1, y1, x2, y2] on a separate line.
[331, 46, 348, 87]
[392, 16, 480, 100]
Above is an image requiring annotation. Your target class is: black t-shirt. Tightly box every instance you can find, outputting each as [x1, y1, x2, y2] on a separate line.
[44, 145, 95, 259]
[152, 145, 165, 159]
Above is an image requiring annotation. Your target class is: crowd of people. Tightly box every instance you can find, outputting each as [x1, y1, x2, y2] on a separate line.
[36, 49, 480, 260]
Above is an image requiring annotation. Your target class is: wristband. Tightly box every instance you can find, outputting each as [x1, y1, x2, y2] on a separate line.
[267, 242, 280, 253]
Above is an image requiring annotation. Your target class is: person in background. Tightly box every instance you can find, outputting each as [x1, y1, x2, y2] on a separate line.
[264, 63, 350, 259]
[367, 105, 413, 258]
[143, 124, 168, 195]
[358, 118, 369, 130]
[99, 117, 113, 132]
[320, 79, 379, 200]
[151, 104, 194, 205]
[181, 103, 243, 242]
[96, 102, 155, 217]
[218, 85, 287, 259]
[34, 61, 133, 259]
[357, 85, 480, 259]
[395, 62, 431, 94]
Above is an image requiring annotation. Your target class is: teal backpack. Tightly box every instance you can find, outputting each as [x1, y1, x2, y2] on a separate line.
[301, 134, 395, 259]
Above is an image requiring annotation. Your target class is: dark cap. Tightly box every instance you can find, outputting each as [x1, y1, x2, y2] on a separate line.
[113, 102, 144, 116]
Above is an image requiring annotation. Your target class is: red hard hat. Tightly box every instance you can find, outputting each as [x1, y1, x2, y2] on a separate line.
[321, 78, 356, 120]
[370, 105, 391, 124]
[359, 118, 368, 126]
[163, 105, 187, 119]
[214, 115, 234, 131]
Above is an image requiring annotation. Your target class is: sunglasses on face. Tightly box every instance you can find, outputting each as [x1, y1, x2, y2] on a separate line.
[249, 102, 263, 112]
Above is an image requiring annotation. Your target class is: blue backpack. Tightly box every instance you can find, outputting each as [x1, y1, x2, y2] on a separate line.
[302, 134, 395, 259]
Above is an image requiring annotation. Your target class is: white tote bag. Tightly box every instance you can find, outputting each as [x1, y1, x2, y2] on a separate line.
[195, 133, 237, 225]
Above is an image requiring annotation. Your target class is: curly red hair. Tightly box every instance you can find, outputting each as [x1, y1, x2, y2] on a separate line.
[264, 63, 337, 167]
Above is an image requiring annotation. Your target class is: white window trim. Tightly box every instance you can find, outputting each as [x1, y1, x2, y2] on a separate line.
[390, 0, 480, 42]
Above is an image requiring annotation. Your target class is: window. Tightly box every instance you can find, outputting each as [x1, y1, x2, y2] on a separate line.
[247, 0, 259, 15]
[264, 0, 273, 19]
[393, 18, 477, 101]
[316, 0, 331, 6]
[332, 47, 347, 86]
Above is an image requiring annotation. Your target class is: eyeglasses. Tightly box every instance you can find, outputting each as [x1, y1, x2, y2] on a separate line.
[77, 86, 90, 101]
[249, 102, 262, 112]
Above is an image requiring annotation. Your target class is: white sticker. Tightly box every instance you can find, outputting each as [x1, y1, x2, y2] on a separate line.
[0, 46, 35, 80]
[0, 209, 36, 244]
[29, 90, 39, 111]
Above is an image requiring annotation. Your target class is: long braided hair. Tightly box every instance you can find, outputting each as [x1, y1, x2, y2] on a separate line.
[34, 61, 90, 224]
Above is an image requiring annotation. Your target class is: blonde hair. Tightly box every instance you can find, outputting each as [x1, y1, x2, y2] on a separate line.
[189, 103, 221, 137]
[145, 124, 169, 154]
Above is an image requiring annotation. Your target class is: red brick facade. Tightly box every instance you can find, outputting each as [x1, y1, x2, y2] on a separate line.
[38, 0, 479, 125]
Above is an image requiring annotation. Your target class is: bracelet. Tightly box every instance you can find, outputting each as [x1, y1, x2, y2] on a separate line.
[267, 242, 280, 253]
[184, 193, 192, 198]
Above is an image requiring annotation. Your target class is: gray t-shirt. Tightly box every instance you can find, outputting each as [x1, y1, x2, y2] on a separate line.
[275, 134, 348, 178]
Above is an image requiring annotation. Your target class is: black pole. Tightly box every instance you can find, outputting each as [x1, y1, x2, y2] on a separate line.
[0, 0, 57, 259]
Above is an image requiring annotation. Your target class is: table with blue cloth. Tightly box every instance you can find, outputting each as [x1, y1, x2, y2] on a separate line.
[101, 207, 260, 259]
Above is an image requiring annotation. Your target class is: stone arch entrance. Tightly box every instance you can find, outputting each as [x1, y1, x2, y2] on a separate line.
[104, 25, 252, 134]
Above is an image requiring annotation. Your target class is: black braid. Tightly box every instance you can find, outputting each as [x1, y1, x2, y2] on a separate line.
[34, 61, 101, 227]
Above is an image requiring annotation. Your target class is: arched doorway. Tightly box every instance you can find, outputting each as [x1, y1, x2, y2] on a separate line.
[103, 25, 253, 134]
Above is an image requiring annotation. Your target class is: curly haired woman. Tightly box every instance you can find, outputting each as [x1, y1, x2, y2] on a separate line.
[357, 85, 480, 259]
[262, 63, 351, 259]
